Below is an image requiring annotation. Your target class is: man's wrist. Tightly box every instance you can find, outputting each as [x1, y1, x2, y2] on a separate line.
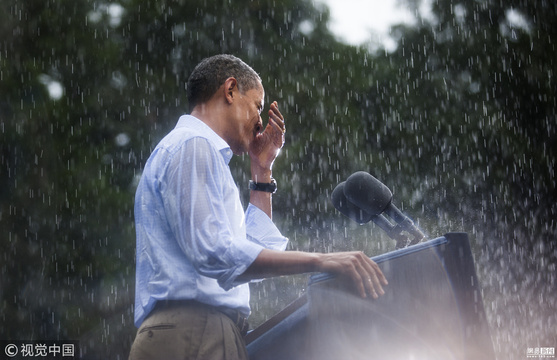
[250, 166, 272, 183]
[249, 178, 277, 193]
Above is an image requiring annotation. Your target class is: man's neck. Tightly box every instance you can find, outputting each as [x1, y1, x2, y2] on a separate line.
[192, 102, 226, 135]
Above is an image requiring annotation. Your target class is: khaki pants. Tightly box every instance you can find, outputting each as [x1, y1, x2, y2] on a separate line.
[129, 301, 249, 360]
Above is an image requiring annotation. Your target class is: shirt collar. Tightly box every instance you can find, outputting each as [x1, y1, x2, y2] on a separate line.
[175, 115, 234, 164]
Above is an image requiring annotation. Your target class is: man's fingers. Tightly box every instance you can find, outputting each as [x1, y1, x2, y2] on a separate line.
[268, 117, 284, 134]
[356, 254, 387, 299]
[319, 251, 388, 300]
[347, 256, 376, 299]
[269, 101, 284, 120]
[266, 115, 285, 149]
[372, 261, 389, 285]
[367, 271, 383, 299]
[350, 265, 368, 299]
[268, 104, 285, 134]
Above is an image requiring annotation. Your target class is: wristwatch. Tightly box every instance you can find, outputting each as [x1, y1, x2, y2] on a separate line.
[249, 178, 277, 193]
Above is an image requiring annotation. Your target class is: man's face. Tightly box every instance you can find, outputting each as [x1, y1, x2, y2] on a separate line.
[228, 83, 264, 155]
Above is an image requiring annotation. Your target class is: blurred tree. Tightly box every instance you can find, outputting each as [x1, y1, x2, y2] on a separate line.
[355, 1, 557, 357]
[0, 0, 146, 356]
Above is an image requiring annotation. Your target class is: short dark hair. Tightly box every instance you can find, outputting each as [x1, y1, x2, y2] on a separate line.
[186, 54, 261, 112]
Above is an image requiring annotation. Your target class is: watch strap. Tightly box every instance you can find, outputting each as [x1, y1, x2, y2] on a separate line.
[249, 178, 277, 193]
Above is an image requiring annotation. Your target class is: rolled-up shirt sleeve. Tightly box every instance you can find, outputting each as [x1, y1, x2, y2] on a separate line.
[162, 137, 264, 290]
[245, 203, 289, 251]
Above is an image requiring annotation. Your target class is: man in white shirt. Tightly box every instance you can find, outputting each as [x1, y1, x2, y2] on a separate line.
[129, 54, 387, 360]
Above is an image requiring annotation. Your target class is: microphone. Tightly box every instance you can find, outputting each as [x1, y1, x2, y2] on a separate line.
[331, 181, 374, 225]
[332, 171, 426, 248]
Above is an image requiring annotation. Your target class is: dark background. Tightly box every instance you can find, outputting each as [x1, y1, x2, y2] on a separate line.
[1, 0, 555, 358]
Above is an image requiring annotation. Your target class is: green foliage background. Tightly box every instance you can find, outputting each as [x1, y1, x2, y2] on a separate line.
[1, 0, 555, 358]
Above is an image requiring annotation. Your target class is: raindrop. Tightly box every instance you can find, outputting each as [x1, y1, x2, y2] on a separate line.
[37, 74, 64, 100]
[115, 133, 131, 147]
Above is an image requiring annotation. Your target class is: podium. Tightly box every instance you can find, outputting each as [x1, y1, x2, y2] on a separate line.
[246, 233, 495, 360]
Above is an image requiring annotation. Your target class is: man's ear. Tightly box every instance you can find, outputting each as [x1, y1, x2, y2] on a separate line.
[223, 77, 237, 105]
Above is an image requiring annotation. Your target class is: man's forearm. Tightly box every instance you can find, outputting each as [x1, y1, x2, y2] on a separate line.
[238, 249, 320, 280]
[239, 249, 388, 299]
[249, 165, 273, 219]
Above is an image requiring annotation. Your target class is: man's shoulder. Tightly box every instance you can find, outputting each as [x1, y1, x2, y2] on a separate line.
[147, 115, 231, 169]
[157, 121, 211, 153]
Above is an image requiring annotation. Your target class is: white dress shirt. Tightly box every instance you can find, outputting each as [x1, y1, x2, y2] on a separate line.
[133, 115, 288, 327]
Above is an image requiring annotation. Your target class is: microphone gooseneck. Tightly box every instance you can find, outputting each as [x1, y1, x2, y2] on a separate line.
[331, 171, 426, 248]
